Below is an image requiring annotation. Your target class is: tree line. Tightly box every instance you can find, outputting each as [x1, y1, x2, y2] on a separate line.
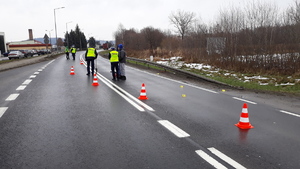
[114, 1, 300, 75]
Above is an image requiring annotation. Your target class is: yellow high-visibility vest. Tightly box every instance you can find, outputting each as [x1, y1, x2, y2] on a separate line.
[110, 51, 119, 62]
[87, 48, 96, 57]
[71, 48, 76, 53]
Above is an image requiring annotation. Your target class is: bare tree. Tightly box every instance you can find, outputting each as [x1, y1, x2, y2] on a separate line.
[141, 26, 164, 56]
[169, 10, 196, 40]
[287, 0, 300, 24]
[114, 23, 126, 46]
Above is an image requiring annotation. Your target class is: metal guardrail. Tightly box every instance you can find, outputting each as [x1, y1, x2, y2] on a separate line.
[127, 57, 232, 87]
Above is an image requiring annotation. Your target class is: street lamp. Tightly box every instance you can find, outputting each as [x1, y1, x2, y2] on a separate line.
[66, 21, 72, 48]
[54, 6, 65, 52]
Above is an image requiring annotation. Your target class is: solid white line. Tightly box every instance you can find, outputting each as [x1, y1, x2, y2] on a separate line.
[16, 85, 26, 90]
[81, 56, 155, 112]
[96, 73, 145, 112]
[22, 79, 32, 85]
[97, 72, 155, 111]
[208, 147, 246, 169]
[0, 107, 8, 118]
[130, 67, 219, 94]
[195, 150, 228, 169]
[158, 120, 190, 138]
[280, 110, 300, 118]
[5, 94, 20, 101]
[232, 97, 257, 104]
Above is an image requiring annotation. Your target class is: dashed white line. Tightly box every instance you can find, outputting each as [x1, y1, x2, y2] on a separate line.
[29, 75, 36, 79]
[34, 72, 40, 75]
[280, 110, 300, 118]
[195, 150, 228, 169]
[208, 147, 247, 169]
[0, 107, 8, 118]
[158, 120, 190, 138]
[5, 94, 20, 101]
[16, 85, 26, 90]
[22, 79, 32, 85]
[232, 97, 257, 104]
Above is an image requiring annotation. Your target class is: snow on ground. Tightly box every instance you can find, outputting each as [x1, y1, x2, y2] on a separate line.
[155, 57, 298, 86]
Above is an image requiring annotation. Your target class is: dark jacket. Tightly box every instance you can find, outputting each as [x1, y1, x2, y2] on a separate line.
[118, 50, 126, 63]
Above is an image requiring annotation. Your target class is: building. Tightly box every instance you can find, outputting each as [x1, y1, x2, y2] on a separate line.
[0, 32, 7, 55]
[7, 29, 51, 51]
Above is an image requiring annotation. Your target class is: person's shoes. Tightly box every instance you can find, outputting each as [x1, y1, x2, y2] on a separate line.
[123, 76, 126, 80]
[86, 73, 90, 76]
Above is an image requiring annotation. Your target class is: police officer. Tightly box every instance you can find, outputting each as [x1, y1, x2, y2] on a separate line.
[70, 45, 77, 60]
[85, 45, 98, 76]
[65, 46, 70, 60]
[108, 47, 119, 80]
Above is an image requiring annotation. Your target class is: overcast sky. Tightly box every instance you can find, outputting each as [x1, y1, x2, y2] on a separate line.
[1, 0, 297, 42]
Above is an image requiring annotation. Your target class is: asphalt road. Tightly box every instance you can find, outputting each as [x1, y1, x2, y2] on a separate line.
[0, 52, 299, 168]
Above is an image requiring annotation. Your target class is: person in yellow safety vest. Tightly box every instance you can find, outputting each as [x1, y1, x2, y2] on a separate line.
[70, 45, 77, 60]
[108, 47, 119, 80]
[85, 45, 98, 76]
[65, 46, 70, 60]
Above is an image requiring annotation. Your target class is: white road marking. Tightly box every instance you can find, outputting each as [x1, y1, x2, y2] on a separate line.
[232, 97, 257, 104]
[29, 75, 36, 78]
[130, 67, 218, 94]
[81, 56, 155, 112]
[0, 107, 8, 118]
[16, 85, 26, 90]
[5, 94, 20, 101]
[280, 110, 300, 118]
[34, 72, 40, 75]
[22, 79, 32, 85]
[158, 120, 190, 138]
[96, 73, 145, 112]
[195, 150, 228, 169]
[208, 147, 247, 169]
[96, 72, 155, 111]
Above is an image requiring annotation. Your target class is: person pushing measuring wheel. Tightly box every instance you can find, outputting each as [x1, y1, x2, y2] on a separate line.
[117, 44, 127, 80]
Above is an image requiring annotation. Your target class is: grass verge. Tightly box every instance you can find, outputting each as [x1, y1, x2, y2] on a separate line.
[99, 51, 300, 94]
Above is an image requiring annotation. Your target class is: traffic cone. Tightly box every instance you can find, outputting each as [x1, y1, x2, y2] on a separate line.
[138, 83, 148, 100]
[91, 73, 99, 86]
[235, 103, 254, 129]
[80, 59, 83, 65]
[70, 66, 75, 75]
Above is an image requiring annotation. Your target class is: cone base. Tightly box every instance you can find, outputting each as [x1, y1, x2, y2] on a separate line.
[138, 96, 148, 100]
[92, 83, 99, 86]
[235, 123, 254, 129]
[70, 73, 75, 75]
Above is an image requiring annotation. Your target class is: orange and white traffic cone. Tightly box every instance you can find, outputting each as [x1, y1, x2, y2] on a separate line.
[138, 83, 148, 100]
[235, 103, 254, 129]
[80, 59, 83, 65]
[91, 73, 99, 86]
[70, 66, 75, 75]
